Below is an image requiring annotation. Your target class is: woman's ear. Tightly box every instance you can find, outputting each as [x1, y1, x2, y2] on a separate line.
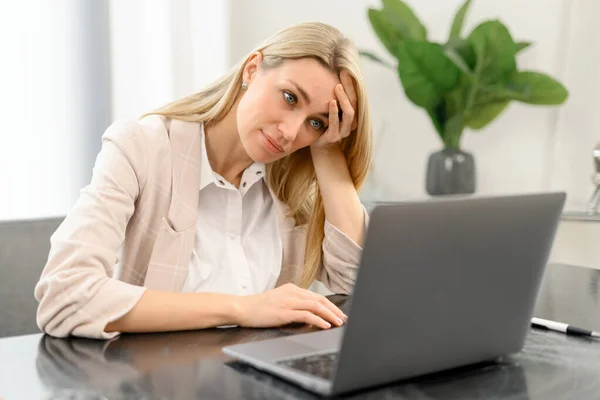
[242, 51, 264, 85]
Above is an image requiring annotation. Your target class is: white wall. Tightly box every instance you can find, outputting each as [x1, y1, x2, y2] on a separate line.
[228, 0, 578, 205]
[544, 0, 600, 269]
[549, 0, 600, 211]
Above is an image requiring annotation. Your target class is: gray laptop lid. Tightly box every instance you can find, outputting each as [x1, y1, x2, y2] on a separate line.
[331, 192, 566, 394]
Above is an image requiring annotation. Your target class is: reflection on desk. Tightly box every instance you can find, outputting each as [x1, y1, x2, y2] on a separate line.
[26, 329, 600, 400]
[2, 268, 600, 399]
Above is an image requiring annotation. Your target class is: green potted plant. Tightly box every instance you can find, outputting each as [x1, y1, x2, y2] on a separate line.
[362, 0, 569, 196]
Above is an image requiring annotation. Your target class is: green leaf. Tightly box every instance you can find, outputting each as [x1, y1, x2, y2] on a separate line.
[381, 0, 427, 41]
[368, 8, 404, 56]
[449, 0, 473, 39]
[516, 41, 532, 53]
[359, 50, 396, 70]
[445, 47, 473, 77]
[512, 71, 568, 104]
[480, 71, 568, 105]
[445, 38, 476, 71]
[466, 101, 510, 130]
[468, 20, 517, 84]
[396, 41, 461, 109]
[444, 75, 470, 117]
[427, 104, 446, 140]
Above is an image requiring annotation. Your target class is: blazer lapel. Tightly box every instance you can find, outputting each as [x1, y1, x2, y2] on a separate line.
[166, 119, 202, 231]
[143, 119, 201, 291]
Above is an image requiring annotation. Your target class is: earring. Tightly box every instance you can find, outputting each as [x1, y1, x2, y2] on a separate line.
[241, 82, 248, 90]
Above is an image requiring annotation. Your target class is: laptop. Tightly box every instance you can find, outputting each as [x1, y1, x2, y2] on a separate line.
[222, 192, 566, 396]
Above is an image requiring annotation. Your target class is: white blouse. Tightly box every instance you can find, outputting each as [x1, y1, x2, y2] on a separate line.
[181, 123, 282, 295]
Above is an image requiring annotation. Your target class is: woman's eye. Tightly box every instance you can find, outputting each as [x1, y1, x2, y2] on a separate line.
[283, 91, 297, 105]
[309, 119, 324, 130]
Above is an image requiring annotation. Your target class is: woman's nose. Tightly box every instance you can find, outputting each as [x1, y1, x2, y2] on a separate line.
[279, 115, 304, 142]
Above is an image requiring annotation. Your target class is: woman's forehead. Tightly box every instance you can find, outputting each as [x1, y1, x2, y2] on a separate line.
[273, 58, 341, 104]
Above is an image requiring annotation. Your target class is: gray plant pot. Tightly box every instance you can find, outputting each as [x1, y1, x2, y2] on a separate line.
[426, 148, 476, 196]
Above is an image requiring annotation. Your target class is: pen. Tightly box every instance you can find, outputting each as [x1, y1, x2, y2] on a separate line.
[531, 317, 600, 338]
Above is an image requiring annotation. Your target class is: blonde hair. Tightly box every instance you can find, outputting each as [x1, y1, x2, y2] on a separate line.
[145, 22, 373, 289]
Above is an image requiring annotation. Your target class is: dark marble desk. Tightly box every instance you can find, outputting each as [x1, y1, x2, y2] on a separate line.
[2, 264, 600, 400]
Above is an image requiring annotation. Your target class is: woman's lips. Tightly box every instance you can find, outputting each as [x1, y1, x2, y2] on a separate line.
[261, 130, 284, 153]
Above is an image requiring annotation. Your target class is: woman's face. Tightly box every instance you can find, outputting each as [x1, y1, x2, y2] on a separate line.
[236, 56, 343, 163]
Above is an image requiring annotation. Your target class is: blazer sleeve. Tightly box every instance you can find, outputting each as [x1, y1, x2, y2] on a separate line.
[34, 120, 149, 339]
[318, 204, 370, 294]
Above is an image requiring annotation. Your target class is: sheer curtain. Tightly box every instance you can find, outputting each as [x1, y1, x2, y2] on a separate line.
[0, 0, 229, 221]
[108, 0, 230, 119]
[0, 1, 110, 221]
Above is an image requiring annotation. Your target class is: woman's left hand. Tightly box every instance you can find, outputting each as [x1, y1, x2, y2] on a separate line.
[311, 70, 358, 151]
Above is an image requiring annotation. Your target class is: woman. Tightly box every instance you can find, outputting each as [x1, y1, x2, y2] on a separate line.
[34, 21, 373, 339]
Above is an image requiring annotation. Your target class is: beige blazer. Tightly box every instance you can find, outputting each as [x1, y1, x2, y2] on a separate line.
[35, 116, 368, 339]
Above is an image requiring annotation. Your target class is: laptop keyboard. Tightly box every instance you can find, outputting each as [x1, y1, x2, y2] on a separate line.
[276, 351, 339, 380]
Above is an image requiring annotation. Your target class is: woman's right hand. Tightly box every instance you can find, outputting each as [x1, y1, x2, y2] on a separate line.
[234, 283, 348, 330]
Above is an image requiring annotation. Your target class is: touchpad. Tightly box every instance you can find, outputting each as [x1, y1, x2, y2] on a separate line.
[284, 327, 344, 351]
